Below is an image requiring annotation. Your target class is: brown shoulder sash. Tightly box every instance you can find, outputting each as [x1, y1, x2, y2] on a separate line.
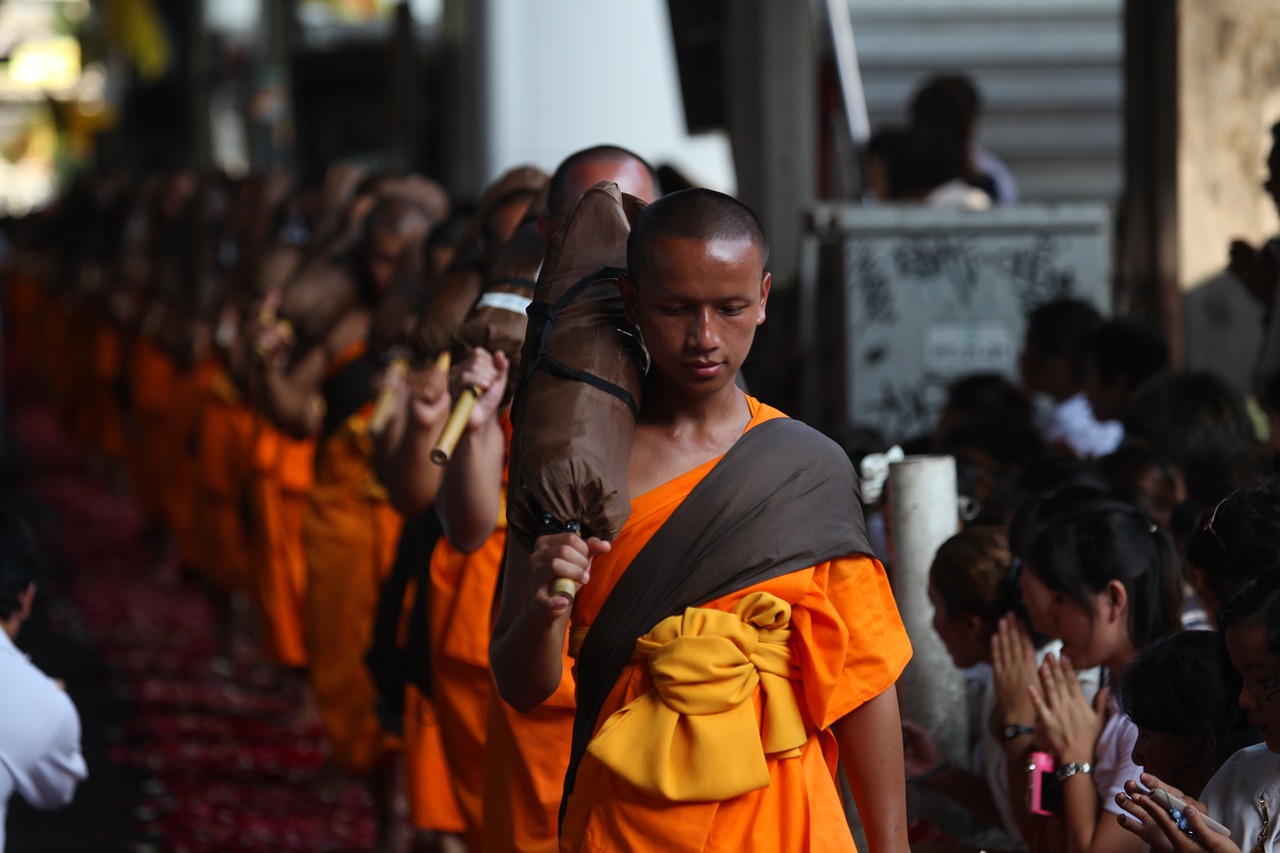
[562, 416, 872, 819]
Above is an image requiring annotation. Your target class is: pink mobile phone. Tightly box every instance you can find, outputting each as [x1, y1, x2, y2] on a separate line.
[1027, 751, 1061, 816]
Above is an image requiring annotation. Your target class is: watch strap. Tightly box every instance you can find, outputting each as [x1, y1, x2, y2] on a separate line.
[1001, 724, 1034, 741]
[1055, 761, 1093, 781]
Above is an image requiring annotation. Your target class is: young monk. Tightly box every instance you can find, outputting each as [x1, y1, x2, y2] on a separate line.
[391, 148, 658, 853]
[491, 188, 913, 852]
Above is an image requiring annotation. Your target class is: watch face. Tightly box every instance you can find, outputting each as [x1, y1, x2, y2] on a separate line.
[1002, 724, 1031, 740]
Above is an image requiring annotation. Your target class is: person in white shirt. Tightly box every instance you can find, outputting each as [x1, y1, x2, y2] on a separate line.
[1019, 299, 1124, 459]
[1116, 574, 1280, 852]
[0, 511, 88, 851]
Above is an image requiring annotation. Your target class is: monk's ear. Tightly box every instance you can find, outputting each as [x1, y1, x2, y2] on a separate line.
[756, 272, 771, 326]
[619, 273, 639, 326]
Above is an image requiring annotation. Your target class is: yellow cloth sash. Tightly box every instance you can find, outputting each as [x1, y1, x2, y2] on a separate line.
[584, 591, 807, 802]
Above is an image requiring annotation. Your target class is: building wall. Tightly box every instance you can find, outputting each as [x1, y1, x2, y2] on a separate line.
[1178, 0, 1280, 390]
[465, 0, 734, 195]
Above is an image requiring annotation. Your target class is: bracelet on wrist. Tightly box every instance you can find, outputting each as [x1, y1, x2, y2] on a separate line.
[1055, 761, 1093, 782]
[907, 759, 951, 786]
[1001, 723, 1034, 742]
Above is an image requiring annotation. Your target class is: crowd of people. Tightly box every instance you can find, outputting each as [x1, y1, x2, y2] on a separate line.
[0, 104, 1279, 853]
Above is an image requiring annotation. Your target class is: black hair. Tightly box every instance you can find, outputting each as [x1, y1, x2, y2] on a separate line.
[626, 188, 769, 284]
[0, 511, 39, 621]
[1025, 490, 1183, 652]
[1097, 439, 1183, 530]
[1115, 631, 1254, 766]
[1025, 299, 1102, 371]
[1220, 572, 1280, 654]
[1007, 471, 1111, 559]
[1082, 318, 1168, 390]
[1122, 371, 1259, 508]
[548, 145, 658, 224]
[910, 74, 981, 152]
[1185, 481, 1280, 613]
[868, 123, 966, 198]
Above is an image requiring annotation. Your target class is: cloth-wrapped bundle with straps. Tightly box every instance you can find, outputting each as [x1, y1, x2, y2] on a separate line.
[412, 165, 547, 362]
[507, 181, 648, 554]
[454, 220, 546, 401]
[431, 221, 546, 463]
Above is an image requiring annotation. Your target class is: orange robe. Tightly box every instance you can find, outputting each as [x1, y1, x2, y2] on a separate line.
[170, 358, 221, 564]
[303, 401, 405, 775]
[4, 271, 42, 373]
[404, 682, 466, 834]
[249, 418, 315, 668]
[188, 368, 256, 593]
[560, 397, 912, 853]
[126, 337, 177, 519]
[425, 415, 511, 848]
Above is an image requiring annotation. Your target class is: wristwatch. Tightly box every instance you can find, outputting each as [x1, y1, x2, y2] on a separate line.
[1001, 723, 1034, 741]
[1056, 761, 1093, 781]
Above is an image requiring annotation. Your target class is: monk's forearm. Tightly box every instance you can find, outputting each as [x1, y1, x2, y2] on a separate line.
[381, 413, 446, 516]
[439, 418, 503, 552]
[490, 543, 569, 712]
[833, 686, 910, 853]
[490, 606, 569, 711]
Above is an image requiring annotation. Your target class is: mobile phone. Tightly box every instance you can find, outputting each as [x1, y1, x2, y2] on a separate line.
[1027, 751, 1062, 816]
[1148, 788, 1232, 838]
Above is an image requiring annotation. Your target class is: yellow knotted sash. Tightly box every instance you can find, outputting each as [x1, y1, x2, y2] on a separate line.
[584, 591, 808, 802]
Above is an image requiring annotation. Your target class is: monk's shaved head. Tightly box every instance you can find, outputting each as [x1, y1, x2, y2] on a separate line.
[548, 145, 659, 226]
[627, 188, 769, 283]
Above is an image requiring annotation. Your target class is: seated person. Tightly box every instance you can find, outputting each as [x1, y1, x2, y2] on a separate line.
[1113, 631, 1255, 799]
[1080, 318, 1168, 424]
[904, 527, 1099, 852]
[865, 124, 992, 210]
[1018, 299, 1122, 460]
[1117, 574, 1280, 852]
[0, 511, 88, 850]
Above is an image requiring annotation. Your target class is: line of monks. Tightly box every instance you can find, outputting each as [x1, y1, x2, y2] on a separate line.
[4, 145, 915, 853]
[3, 146, 664, 853]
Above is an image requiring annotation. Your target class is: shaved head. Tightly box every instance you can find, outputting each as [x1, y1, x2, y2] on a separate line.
[626, 188, 769, 284]
[548, 145, 660, 226]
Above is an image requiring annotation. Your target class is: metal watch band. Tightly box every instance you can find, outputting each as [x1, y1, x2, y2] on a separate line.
[1055, 761, 1093, 781]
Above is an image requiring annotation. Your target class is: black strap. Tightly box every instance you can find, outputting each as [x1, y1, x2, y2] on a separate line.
[522, 267, 637, 417]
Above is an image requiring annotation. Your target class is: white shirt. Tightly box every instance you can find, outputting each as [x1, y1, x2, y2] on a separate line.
[0, 628, 88, 851]
[1093, 698, 1142, 817]
[1199, 743, 1280, 852]
[1042, 392, 1124, 460]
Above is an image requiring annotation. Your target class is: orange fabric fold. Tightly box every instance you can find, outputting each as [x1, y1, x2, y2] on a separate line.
[303, 407, 403, 775]
[404, 683, 466, 833]
[249, 418, 315, 668]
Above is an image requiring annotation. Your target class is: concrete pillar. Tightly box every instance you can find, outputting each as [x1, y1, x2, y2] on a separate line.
[726, 0, 817, 287]
[887, 455, 967, 834]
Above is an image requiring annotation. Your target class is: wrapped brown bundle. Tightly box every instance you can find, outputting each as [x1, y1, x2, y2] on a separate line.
[430, 221, 546, 463]
[376, 174, 451, 232]
[453, 220, 546, 395]
[411, 165, 548, 361]
[507, 182, 648, 566]
[276, 261, 360, 347]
